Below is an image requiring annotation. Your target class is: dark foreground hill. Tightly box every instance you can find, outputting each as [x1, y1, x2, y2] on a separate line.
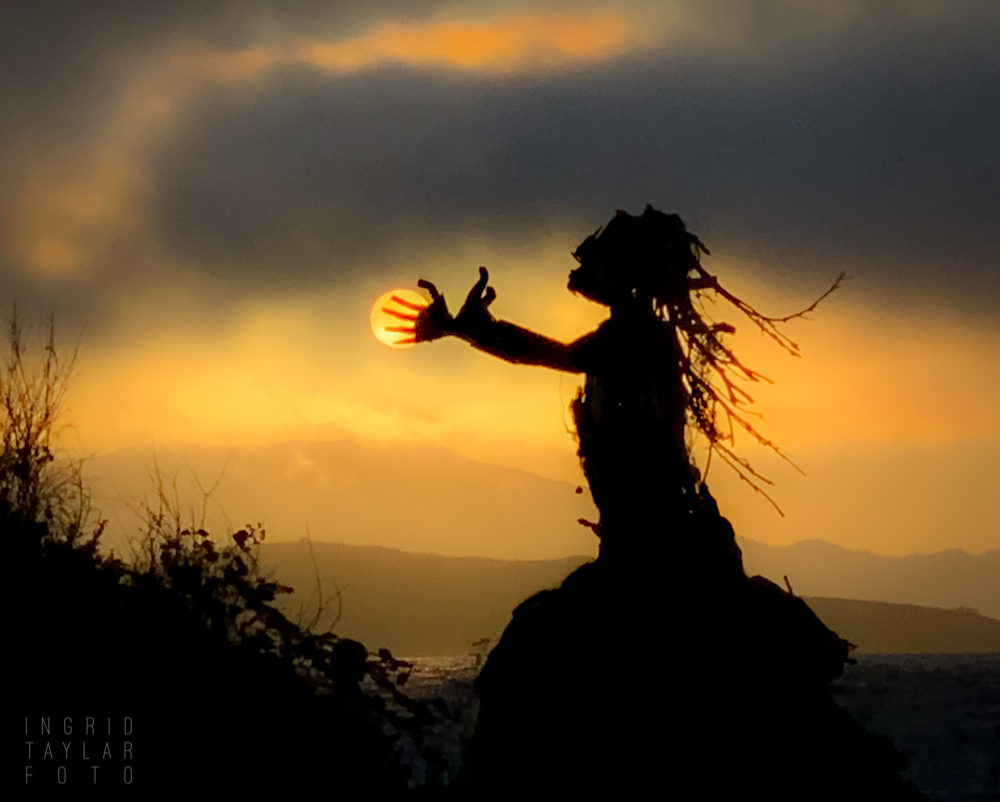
[13, 509, 410, 794]
[259, 540, 1000, 656]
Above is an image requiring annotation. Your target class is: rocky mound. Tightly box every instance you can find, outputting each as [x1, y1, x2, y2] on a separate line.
[471, 490, 927, 799]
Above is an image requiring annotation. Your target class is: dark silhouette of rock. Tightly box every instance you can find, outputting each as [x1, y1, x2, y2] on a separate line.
[472, 516, 921, 797]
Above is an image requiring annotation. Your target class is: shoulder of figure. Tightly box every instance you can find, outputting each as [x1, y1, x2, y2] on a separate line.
[567, 321, 612, 371]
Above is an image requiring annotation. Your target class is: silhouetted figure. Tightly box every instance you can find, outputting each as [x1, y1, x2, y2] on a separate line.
[397, 206, 923, 798]
[398, 208, 749, 568]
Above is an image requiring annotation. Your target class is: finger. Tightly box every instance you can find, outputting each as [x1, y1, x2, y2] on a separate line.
[385, 325, 414, 333]
[394, 337, 417, 345]
[465, 267, 489, 305]
[483, 286, 496, 307]
[391, 295, 427, 311]
[382, 308, 418, 321]
[417, 279, 443, 301]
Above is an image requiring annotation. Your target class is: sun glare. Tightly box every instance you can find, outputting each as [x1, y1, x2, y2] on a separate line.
[370, 288, 428, 349]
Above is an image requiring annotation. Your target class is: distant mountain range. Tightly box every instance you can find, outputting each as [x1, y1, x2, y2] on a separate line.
[739, 538, 1000, 619]
[259, 541, 586, 656]
[257, 540, 1000, 656]
[86, 439, 998, 645]
[805, 598, 1000, 655]
[87, 439, 600, 561]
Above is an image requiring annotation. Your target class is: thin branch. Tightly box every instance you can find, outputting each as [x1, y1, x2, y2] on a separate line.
[767, 272, 847, 323]
[305, 523, 324, 633]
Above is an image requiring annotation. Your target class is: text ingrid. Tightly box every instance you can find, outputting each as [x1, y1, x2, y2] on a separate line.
[25, 716, 133, 786]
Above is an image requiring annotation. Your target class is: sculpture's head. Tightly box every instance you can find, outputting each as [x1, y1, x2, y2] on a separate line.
[568, 205, 705, 308]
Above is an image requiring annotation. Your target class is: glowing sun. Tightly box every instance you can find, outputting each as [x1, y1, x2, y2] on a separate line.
[370, 288, 427, 349]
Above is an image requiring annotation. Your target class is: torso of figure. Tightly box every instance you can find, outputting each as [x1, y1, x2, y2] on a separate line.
[569, 303, 696, 545]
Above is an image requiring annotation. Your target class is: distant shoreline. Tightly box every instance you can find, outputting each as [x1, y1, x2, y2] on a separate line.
[256, 541, 1000, 656]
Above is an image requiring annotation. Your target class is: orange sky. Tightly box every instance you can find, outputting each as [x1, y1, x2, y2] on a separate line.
[63, 245, 1000, 556]
[5, 3, 998, 558]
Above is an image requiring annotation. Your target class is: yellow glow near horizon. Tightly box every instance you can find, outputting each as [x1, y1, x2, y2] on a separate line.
[60, 281, 1000, 557]
[371, 289, 427, 349]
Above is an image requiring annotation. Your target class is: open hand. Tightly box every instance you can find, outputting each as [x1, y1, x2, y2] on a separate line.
[453, 267, 497, 337]
[380, 281, 453, 344]
[381, 268, 496, 344]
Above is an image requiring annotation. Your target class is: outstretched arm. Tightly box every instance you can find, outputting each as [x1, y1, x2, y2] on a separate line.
[387, 268, 585, 373]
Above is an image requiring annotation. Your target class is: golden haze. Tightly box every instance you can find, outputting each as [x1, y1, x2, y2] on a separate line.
[64, 249, 1000, 558]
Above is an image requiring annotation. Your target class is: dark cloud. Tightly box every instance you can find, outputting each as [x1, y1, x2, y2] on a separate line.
[0, 0, 451, 153]
[2, 1, 998, 335]
[146, 18, 999, 311]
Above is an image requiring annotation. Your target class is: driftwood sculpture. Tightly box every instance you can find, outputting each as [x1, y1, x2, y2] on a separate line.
[392, 206, 921, 798]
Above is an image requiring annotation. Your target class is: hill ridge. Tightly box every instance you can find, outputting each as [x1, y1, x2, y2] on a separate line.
[258, 540, 1000, 656]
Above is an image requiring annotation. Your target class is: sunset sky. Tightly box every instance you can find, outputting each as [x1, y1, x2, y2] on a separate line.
[2, 1, 997, 557]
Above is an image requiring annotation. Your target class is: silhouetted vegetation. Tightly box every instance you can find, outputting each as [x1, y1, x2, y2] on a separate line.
[6, 317, 455, 792]
[2, 312, 91, 540]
